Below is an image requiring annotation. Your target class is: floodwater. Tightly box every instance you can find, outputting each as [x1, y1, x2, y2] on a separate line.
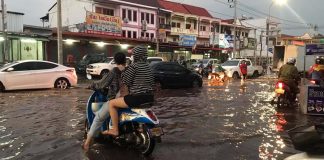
[0, 78, 323, 160]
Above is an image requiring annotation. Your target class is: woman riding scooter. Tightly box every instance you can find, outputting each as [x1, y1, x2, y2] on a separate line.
[83, 52, 127, 151]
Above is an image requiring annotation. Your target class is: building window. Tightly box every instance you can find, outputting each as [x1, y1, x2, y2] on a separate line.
[186, 24, 191, 29]
[122, 9, 126, 20]
[146, 13, 150, 23]
[128, 10, 132, 21]
[171, 22, 176, 27]
[133, 31, 137, 39]
[122, 30, 126, 37]
[151, 14, 154, 25]
[245, 32, 248, 37]
[160, 17, 165, 24]
[150, 33, 154, 39]
[141, 32, 144, 37]
[133, 11, 137, 22]
[127, 31, 132, 38]
[96, 7, 114, 16]
[177, 23, 180, 28]
[194, 22, 197, 29]
[173, 37, 177, 42]
[146, 32, 149, 38]
[200, 26, 206, 31]
[141, 12, 145, 21]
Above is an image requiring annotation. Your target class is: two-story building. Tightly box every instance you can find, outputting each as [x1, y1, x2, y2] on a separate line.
[47, 0, 169, 64]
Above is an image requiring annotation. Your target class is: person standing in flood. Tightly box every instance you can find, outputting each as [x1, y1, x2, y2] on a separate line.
[239, 60, 248, 81]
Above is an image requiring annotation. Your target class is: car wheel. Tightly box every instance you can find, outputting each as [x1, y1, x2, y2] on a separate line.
[232, 72, 240, 80]
[192, 79, 201, 88]
[0, 82, 5, 92]
[252, 71, 259, 78]
[100, 70, 109, 78]
[54, 78, 70, 89]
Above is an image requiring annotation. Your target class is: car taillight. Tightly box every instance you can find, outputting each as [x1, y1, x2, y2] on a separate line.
[276, 82, 284, 89]
[146, 110, 157, 122]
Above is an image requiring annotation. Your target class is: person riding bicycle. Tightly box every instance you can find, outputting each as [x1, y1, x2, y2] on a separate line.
[278, 58, 300, 101]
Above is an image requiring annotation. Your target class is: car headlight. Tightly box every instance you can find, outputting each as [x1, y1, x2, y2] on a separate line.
[195, 68, 199, 71]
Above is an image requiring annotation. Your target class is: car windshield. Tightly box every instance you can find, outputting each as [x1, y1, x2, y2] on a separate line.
[102, 58, 113, 63]
[0, 62, 17, 70]
[222, 60, 239, 66]
[202, 59, 209, 64]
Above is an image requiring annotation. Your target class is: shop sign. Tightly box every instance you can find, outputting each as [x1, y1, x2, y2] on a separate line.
[158, 29, 166, 39]
[292, 41, 305, 46]
[307, 86, 324, 115]
[209, 34, 219, 45]
[179, 35, 196, 46]
[85, 11, 122, 36]
[219, 34, 230, 48]
[306, 44, 324, 55]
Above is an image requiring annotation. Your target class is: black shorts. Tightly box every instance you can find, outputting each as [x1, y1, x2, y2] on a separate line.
[124, 94, 154, 108]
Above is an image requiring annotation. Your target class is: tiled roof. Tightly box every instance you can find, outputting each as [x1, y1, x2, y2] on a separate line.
[95, 0, 160, 8]
[157, 0, 190, 14]
[182, 4, 212, 18]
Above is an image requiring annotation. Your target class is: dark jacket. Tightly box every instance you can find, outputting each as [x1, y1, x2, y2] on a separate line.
[89, 67, 122, 100]
[278, 63, 300, 93]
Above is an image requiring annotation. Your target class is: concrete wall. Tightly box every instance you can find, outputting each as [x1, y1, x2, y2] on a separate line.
[49, 0, 93, 28]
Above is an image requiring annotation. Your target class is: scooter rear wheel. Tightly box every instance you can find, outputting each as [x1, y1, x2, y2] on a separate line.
[137, 125, 156, 156]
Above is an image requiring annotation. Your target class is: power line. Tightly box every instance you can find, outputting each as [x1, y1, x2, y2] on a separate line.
[237, 2, 307, 25]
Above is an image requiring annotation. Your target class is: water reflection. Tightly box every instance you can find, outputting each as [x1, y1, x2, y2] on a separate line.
[0, 80, 324, 159]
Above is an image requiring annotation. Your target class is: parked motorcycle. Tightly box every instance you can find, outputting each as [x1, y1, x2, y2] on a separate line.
[84, 90, 163, 155]
[273, 81, 296, 107]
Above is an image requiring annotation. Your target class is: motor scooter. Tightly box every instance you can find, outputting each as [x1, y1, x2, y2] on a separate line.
[273, 81, 296, 107]
[84, 90, 163, 156]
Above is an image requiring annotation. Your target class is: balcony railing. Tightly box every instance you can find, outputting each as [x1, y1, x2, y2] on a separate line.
[198, 31, 211, 38]
[171, 28, 199, 35]
[159, 24, 171, 30]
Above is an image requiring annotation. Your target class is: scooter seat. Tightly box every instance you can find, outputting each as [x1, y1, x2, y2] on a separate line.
[91, 102, 105, 113]
[131, 102, 154, 109]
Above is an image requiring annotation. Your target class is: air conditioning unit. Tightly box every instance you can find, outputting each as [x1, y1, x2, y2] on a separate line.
[123, 18, 129, 24]
[142, 20, 147, 31]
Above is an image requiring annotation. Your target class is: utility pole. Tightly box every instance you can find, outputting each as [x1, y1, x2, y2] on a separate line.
[156, 8, 160, 56]
[254, 29, 257, 65]
[260, 31, 263, 65]
[1, 0, 7, 63]
[228, 0, 237, 58]
[57, 0, 63, 64]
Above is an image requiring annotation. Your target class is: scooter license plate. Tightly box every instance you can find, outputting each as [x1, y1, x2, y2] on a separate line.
[275, 89, 285, 94]
[150, 127, 164, 137]
[86, 74, 92, 80]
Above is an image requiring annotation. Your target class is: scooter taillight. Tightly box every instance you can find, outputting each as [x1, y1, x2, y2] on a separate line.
[146, 110, 157, 122]
[276, 82, 284, 89]
[310, 80, 316, 84]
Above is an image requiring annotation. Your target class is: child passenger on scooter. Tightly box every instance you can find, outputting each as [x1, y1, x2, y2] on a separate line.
[101, 45, 155, 137]
[83, 52, 128, 151]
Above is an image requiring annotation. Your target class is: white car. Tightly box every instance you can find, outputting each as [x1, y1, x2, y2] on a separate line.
[86, 57, 131, 77]
[0, 60, 78, 91]
[221, 59, 263, 79]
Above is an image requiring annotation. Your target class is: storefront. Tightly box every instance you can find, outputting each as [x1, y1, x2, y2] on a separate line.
[0, 34, 47, 63]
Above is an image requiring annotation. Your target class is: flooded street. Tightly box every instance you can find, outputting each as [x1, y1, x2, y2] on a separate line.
[1, 78, 324, 160]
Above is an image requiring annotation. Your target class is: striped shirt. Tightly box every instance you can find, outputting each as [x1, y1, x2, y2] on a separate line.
[121, 62, 154, 95]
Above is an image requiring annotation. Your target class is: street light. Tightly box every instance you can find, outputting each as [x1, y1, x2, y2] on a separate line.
[266, 0, 287, 74]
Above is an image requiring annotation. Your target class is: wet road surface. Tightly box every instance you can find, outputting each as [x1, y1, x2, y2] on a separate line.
[1, 78, 324, 160]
